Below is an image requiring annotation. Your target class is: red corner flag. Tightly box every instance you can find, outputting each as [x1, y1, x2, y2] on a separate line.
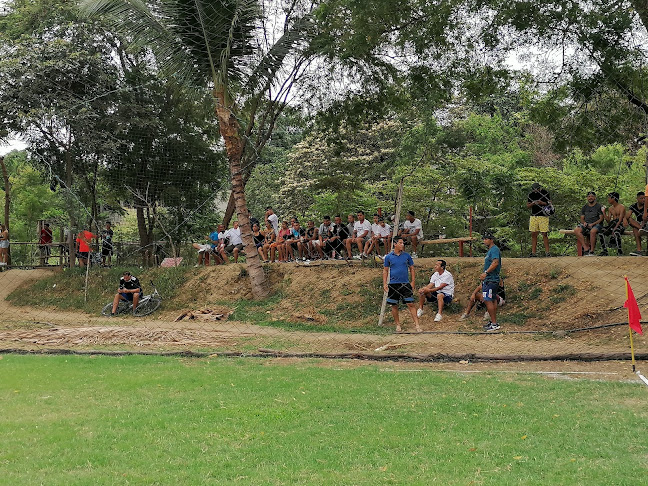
[624, 277, 643, 335]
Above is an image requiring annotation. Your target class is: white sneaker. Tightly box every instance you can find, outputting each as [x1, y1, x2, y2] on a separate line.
[411, 252, 418, 258]
[460, 313, 468, 320]
[378, 255, 384, 261]
[434, 313, 442, 322]
[353, 255, 362, 260]
[416, 308, 424, 318]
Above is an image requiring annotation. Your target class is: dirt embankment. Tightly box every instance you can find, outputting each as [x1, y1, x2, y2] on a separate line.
[0, 257, 647, 361]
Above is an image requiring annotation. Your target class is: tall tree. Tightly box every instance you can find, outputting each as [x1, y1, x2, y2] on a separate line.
[81, 0, 318, 298]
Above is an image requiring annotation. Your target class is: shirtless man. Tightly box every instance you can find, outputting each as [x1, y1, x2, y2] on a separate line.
[626, 191, 647, 256]
[600, 192, 626, 256]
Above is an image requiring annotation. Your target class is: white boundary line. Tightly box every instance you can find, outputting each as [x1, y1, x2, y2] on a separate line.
[636, 371, 648, 387]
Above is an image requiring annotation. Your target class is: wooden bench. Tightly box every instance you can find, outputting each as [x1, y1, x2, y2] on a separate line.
[419, 237, 476, 257]
[559, 228, 635, 256]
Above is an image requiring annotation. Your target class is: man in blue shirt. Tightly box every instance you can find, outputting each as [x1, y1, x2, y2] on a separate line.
[192, 229, 222, 266]
[481, 231, 502, 331]
[383, 238, 422, 333]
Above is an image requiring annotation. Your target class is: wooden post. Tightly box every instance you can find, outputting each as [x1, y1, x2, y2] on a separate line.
[378, 179, 404, 327]
[469, 205, 473, 257]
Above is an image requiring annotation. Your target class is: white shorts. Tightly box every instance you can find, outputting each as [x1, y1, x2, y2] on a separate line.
[311, 240, 321, 247]
[196, 244, 211, 252]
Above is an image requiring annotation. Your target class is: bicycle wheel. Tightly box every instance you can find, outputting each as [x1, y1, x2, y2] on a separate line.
[101, 302, 114, 316]
[101, 300, 131, 316]
[133, 297, 161, 317]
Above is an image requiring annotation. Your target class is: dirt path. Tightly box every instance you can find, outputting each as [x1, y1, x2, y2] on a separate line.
[0, 259, 647, 363]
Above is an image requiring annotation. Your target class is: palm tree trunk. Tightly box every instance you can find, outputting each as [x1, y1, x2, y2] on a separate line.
[214, 89, 268, 299]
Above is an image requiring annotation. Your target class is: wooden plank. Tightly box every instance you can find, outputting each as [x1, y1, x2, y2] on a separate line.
[559, 229, 633, 235]
[419, 237, 476, 245]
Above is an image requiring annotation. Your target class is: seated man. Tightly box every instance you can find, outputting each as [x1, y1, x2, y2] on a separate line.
[330, 215, 350, 259]
[400, 210, 423, 258]
[460, 279, 506, 320]
[304, 220, 319, 259]
[417, 259, 455, 322]
[317, 216, 335, 259]
[192, 228, 222, 266]
[573, 191, 604, 256]
[365, 216, 392, 258]
[627, 191, 647, 256]
[110, 271, 142, 316]
[347, 210, 372, 259]
[600, 192, 626, 256]
[286, 220, 307, 261]
[224, 221, 245, 263]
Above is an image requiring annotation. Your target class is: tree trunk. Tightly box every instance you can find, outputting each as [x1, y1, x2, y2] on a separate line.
[136, 205, 153, 266]
[65, 146, 75, 268]
[0, 157, 10, 265]
[222, 170, 253, 227]
[214, 89, 268, 299]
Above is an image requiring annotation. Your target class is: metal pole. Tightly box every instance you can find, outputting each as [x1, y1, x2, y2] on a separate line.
[378, 178, 405, 326]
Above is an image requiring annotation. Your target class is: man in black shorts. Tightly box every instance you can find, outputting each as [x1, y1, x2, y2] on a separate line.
[110, 271, 142, 315]
[101, 221, 114, 266]
[600, 191, 626, 256]
[383, 237, 421, 332]
[627, 191, 646, 256]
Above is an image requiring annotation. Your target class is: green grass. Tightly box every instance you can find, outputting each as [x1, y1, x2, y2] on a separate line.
[0, 355, 646, 485]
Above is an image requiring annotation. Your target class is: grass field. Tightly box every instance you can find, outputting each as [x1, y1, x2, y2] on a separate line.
[1, 355, 646, 485]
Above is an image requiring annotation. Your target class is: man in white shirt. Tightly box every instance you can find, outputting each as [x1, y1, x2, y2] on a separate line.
[364, 216, 392, 258]
[346, 210, 373, 259]
[400, 210, 424, 258]
[265, 206, 279, 235]
[417, 259, 454, 322]
[224, 221, 245, 263]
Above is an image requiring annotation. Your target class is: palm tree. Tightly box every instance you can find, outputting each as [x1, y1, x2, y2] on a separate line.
[80, 0, 314, 298]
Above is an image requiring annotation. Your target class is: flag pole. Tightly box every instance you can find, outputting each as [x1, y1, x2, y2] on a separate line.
[625, 275, 637, 372]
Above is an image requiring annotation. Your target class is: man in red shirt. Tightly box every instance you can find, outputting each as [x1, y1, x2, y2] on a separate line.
[39, 223, 53, 264]
[76, 229, 96, 267]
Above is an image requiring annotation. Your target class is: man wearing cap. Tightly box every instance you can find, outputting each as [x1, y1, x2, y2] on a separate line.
[527, 182, 552, 257]
[626, 192, 646, 256]
[574, 192, 605, 256]
[480, 232, 501, 331]
[600, 192, 626, 256]
[400, 210, 424, 258]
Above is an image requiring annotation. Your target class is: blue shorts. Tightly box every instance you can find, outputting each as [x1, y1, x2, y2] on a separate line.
[426, 291, 453, 305]
[482, 282, 498, 302]
[119, 291, 141, 302]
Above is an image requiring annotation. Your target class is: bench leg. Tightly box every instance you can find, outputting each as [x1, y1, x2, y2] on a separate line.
[459, 241, 464, 257]
[576, 239, 583, 256]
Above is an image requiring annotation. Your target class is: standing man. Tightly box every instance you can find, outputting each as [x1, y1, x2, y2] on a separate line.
[400, 211, 423, 258]
[527, 182, 551, 257]
[573, 191, 604, 256]
[101, 221, 114, 266]
[39, 223, 53, 265]
[627, 191, 646, 256]
[417, 259, 455, 322]
[383, 237, 422, 333]
[265, 207, 279, 235]
[481, 231, 502, 332]
[76, 228, 96, 267]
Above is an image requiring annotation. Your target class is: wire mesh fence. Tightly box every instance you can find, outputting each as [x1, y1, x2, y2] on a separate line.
[1, 0, 648, 364]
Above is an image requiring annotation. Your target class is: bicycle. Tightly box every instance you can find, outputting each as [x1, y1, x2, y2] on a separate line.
[101, 280, 162, 317]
